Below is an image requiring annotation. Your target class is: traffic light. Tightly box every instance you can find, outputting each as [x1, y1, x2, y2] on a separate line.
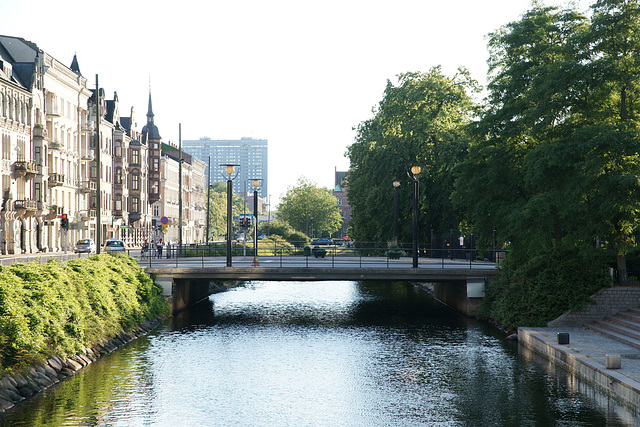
[61, 213, 68, 229]
[240, 219, 247, 228]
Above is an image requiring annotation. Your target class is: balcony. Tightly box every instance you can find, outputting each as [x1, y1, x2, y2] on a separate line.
[46, 107, 60, 118]
[33, 125, 46, 139]
[14, 199, 38, 212]
[14, 160, 38, 178]
[80, 150, 94, 161]
[149, 192, 161, 203]
[80, 180, 96, 193]
[46, 205, 64, 219]
[113, 210, 123, 218]
[49, 141, 62, 150]
[48, 173, 65, 187]
[129, 212, 141, 223]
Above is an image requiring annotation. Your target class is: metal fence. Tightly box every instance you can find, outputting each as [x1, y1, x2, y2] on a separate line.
[130, 241, 505, 269]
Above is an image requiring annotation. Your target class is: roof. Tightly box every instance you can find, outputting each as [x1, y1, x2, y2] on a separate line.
[162, 142, 193, 164]
[0, 35, 38, 89]
[70, 53, 81, 75]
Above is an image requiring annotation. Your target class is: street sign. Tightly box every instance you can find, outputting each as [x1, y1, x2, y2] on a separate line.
[162, 228, 168, 233]
[160, 216, 168, 224]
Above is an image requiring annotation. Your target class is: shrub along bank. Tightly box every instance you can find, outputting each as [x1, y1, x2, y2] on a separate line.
[0, 254, 168, 373]
[477, 247, 613, 328]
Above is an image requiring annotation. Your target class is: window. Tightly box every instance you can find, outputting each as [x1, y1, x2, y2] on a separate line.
[131, 149, 139, 165]
[131, 197, 139, 213]
[115, 194, 122, 211]
[153, 158, 159, 171]
[115, 167, 122, 184]
[131, 172, 139, 190]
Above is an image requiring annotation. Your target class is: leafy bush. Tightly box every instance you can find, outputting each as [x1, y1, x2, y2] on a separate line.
[286, 230, 308, 248]
[478, 246, 612, 328]
[253, 237, 296, 256]
[0, 254, 168, 371]
[261, 220, 292, 240]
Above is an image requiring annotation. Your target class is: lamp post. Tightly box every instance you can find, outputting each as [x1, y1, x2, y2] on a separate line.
[206, 156, 211, 243]
[409, 165, 421, 268]
[393, 180, 400, 246]
[221, 164, 239, 267]
[251, 179, 261, 264]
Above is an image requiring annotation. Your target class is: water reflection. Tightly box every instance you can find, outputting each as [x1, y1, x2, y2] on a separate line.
[0, 281, 635, 426]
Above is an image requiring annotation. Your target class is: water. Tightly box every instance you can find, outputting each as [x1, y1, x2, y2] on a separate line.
[0, 281, 635, 426]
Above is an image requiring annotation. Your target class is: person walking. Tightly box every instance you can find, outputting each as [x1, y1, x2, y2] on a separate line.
[141, 240, 149, 259]
[157, 239, 163, 259]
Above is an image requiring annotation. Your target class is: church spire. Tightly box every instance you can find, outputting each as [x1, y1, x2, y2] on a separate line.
[147, 91, 154, 124]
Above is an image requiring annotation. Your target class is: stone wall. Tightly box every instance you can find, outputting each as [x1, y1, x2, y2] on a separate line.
[0, 318, 162, 413]
[548, 287, 640, 327]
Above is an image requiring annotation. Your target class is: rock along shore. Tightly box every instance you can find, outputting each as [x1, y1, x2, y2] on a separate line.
[0, 317, 163, 413]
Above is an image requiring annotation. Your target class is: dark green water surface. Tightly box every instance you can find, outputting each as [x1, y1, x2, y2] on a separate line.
[1, 281, 637, 426]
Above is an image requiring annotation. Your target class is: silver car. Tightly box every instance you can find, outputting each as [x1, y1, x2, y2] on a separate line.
[74, 238, 96, 253]
[103, 239, 126, 254]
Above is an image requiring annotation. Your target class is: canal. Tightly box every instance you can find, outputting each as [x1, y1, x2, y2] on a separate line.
[0, 280, 636, 426]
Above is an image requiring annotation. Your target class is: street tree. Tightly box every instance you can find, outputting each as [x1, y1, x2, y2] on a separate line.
[277, 177, 342, 237]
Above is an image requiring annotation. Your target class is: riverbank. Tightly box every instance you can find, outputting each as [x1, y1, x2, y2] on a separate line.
[0, 317, 163, 412]
[0, 254, 169, 413]
[519, 327, 640, 417]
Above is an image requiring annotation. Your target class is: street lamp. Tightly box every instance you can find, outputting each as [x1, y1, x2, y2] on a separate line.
[221, 164, 239, 267]
[251, 179, 261, 265]
[408, 165, 421, 268]
[393, 180, 400, 246]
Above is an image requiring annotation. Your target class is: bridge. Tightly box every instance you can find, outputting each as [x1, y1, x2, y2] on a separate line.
[142, 255, 500, 317]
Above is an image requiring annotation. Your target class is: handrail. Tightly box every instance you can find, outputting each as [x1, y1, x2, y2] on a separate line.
[130, 241, 505, 270]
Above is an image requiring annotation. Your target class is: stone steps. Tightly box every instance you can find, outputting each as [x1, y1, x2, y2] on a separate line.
[586, 309, 640, 351]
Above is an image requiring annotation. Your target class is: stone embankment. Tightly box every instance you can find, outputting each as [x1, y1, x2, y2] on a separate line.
[0, 318, 163, 413]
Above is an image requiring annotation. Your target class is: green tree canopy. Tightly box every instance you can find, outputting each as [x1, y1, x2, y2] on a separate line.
[453, 0, 640, 272]
[276, 177, 342, 237]
[346, 67, 479, 243]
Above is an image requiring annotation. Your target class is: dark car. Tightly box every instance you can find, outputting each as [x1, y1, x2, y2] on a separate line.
[311, 238, 333, 246]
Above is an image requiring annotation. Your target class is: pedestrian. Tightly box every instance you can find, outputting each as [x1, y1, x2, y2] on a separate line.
[141, 240, 149, 259]
[157, 239, 163, 259]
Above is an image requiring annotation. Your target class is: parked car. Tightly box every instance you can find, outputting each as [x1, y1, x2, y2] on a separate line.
[74, 238, 96, 253]
[311, 238, 333, 246]
[104, 239, 126, 254]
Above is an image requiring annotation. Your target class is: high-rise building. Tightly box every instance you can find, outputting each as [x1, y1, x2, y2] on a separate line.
[182, 137, 268, 200]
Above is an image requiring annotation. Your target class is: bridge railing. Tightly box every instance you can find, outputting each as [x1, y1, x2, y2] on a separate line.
[132, 241, 505, 269]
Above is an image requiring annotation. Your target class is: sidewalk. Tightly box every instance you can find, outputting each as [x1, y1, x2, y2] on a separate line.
[0, 251, 89, 266]
[519, 327, 640, 412]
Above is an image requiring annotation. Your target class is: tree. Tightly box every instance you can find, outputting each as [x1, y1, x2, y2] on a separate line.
[206, 184, 245, 239]
[453, 0, 640, 278]
[346, 67, 479, 244]
[453, 5, 590, 257]
[277, 177, 342, 237]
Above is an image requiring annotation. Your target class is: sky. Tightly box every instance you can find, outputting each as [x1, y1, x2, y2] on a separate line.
[0, 0, 594, 206]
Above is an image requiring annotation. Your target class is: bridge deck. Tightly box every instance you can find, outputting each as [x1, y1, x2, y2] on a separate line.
[145, 256, 498, 282]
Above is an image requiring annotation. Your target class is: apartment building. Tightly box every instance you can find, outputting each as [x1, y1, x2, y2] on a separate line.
[0, 35, 206, 253]
[182, 137, 268, 201]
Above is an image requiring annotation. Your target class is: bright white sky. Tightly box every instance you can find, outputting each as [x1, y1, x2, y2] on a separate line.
[0, 0, 593, 206]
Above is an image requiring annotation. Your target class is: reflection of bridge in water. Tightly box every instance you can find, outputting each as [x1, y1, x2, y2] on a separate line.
[143, 255, 500, 316]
